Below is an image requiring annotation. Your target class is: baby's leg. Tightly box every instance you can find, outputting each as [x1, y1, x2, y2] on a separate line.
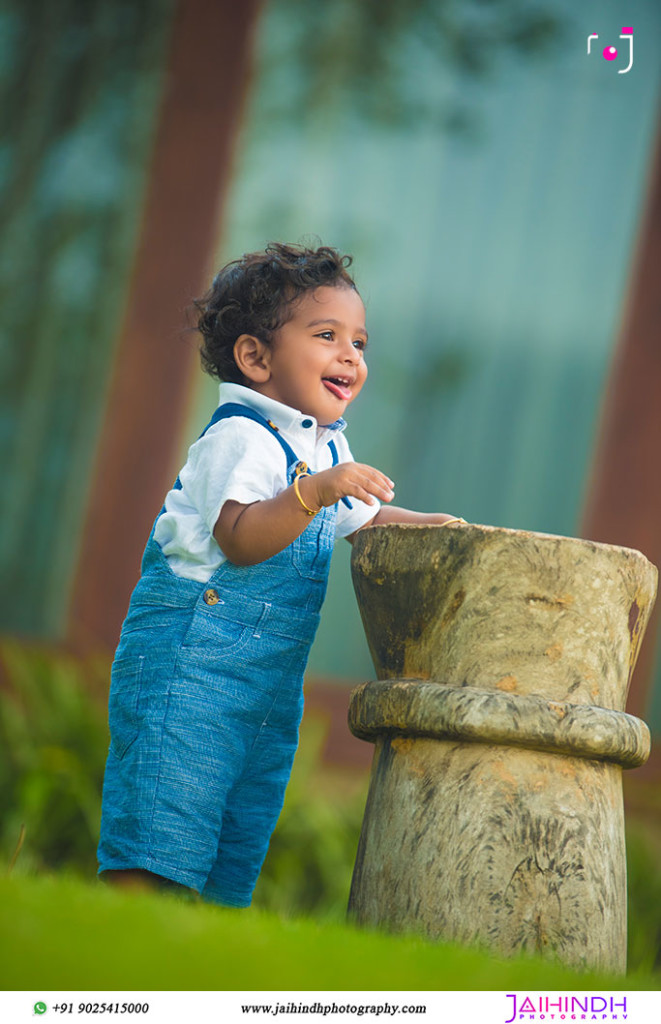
[101, 868, 196, 900]
[202, 689, 303, 906]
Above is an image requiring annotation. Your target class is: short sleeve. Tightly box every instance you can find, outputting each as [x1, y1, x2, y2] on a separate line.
[331, 433, 381, 539]
[178, 418, 287, 534]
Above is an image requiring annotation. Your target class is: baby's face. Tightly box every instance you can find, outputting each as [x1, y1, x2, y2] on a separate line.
[259, 285, 368, 424]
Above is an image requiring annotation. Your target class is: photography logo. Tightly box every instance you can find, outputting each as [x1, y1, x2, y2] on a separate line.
[587, 27, 633, 73]
[504, 993, 629, 1022]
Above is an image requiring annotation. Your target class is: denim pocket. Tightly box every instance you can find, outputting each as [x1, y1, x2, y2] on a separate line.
[108, 654, 145, 759]
[180, 601, 253, 654]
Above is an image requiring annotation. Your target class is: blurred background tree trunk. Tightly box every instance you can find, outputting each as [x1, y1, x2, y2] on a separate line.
[67, 0, 263, 651]
[581, 117, 661, 735]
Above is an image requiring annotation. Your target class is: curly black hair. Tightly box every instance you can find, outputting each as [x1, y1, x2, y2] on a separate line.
[194, 242, 357, 383]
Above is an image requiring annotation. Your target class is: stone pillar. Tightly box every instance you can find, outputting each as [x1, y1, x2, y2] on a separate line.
[347, 524, 657, 973]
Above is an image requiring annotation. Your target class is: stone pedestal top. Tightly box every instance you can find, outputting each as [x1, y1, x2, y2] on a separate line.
[351, 523, 658, 713]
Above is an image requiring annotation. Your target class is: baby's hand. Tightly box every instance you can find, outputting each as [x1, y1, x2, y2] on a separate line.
[309, 463, 395, 509]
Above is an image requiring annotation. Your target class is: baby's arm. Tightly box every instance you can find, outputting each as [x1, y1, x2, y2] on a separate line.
[214, 463, 394, 566]
[344, 505, 463, 542]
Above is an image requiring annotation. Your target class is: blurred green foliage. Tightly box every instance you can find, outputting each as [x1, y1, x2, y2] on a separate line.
[626, 819, 661, 974]
[0, 639, 108, 876]
[258, 0, 565, 137]
[0, 0, 175, 639]
[1, 636, 660, 977]
[0, 637, 365, 920]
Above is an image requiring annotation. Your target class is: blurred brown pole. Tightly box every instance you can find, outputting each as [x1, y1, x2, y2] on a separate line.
[581, 113, 661, 725]
[68, 0, 263, 651]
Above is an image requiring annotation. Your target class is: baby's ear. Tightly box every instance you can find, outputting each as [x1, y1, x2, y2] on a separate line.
[233, 334, 271, 383]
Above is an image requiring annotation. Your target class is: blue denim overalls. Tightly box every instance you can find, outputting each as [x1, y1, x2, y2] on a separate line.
[97, 403, 345, 906]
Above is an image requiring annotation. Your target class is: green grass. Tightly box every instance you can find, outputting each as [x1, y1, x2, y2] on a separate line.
[2, 639, 660, 990]
[2, 874, 660, 991]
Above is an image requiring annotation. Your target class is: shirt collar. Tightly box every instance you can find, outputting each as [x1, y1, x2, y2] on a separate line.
[217, 383, 347, 447]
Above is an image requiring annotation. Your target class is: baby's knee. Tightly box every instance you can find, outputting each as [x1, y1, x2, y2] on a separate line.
[100, 868, 196, 901]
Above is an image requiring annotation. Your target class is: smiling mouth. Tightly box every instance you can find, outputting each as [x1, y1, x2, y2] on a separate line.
[322, 377, 353, 401]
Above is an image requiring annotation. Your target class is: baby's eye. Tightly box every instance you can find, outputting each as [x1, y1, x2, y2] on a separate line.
[353, 338, 367, 351]
[316, 330, 334, 341]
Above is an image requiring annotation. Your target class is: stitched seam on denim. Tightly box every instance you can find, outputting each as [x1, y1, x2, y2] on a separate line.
[237, 647, 303, 780]
[145, 658, 175, 874]
[252, 601, 272, 639]
[108, 655, 145, 760]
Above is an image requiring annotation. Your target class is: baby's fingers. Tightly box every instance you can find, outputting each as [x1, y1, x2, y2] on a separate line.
[352, 465, 395, 504]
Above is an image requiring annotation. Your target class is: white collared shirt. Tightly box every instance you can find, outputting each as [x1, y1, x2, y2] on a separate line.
[154, 383, 380, 581]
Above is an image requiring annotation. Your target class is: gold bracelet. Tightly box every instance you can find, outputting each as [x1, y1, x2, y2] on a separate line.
[293, 473, 322, 516]
[440, 516, 467, 527]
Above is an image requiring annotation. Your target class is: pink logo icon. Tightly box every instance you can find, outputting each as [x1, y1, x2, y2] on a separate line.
[587, 27, 633, 73]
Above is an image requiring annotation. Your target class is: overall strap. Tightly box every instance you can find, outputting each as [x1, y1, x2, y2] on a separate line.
[327, 439, 353, 510]
[203, 402, 300, 468]
[171, 402, 299, 492]
[173, 403, 352, 509]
